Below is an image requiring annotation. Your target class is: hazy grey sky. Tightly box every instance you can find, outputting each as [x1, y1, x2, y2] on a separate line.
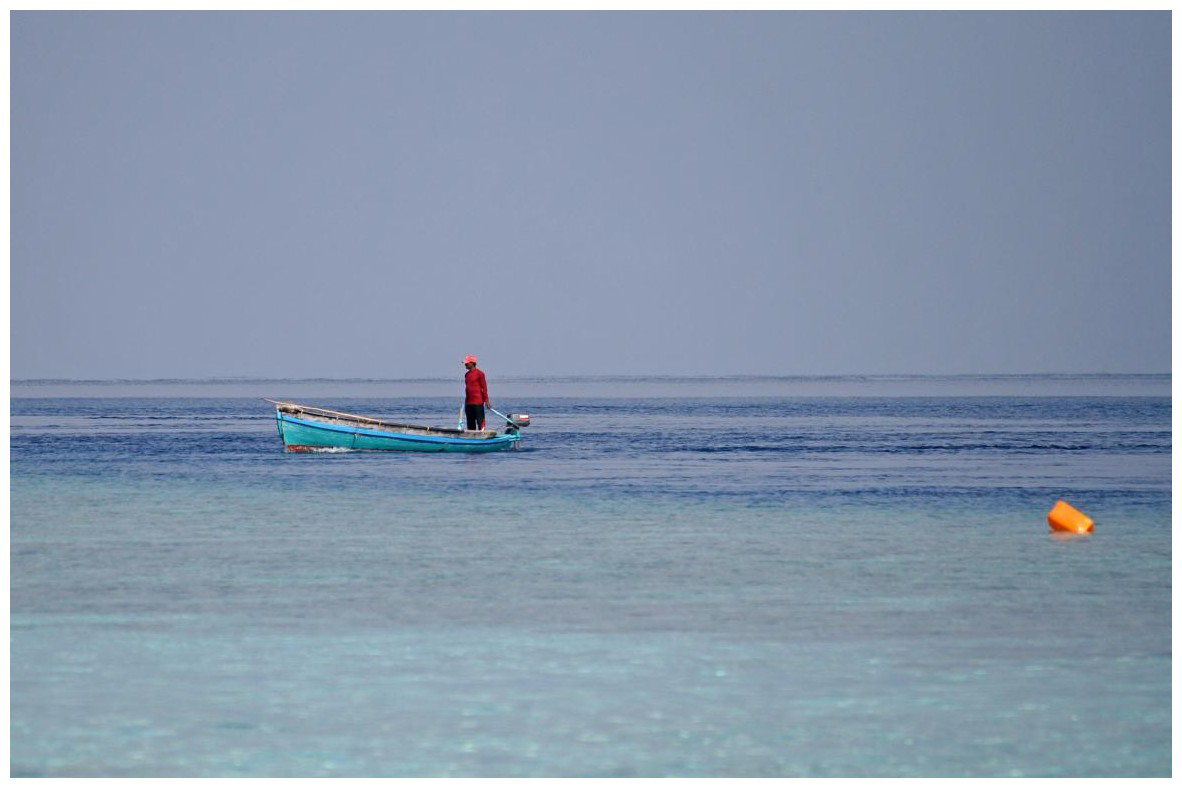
[10, 11, 1171, 379]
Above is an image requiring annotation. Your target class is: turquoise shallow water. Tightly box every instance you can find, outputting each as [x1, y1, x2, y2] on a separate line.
[9, 376, 1172, 776]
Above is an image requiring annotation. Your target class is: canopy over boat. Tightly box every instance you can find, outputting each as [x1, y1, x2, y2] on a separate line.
[268, 400, 525, 453]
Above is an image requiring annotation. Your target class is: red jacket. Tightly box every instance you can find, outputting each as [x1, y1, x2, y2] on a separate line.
[465, 368, 489, 405]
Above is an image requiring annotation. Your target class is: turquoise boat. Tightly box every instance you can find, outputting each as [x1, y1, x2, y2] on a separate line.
[269, 400, 526, 453]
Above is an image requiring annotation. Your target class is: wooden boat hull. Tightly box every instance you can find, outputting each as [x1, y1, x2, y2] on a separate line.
[271, 402, 522, 453]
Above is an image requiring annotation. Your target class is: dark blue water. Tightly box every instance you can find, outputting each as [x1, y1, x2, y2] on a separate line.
[10, 376, 1172, 776]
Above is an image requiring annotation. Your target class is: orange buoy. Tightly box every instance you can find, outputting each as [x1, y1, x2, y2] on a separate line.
[1047, 500, 1094, 534]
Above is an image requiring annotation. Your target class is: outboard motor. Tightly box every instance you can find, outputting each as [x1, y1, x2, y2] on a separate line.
[504, 413, 530, 434]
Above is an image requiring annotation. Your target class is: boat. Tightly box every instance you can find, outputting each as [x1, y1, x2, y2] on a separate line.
[267, 400, 529, 453]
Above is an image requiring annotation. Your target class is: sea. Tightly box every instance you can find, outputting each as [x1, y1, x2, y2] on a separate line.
[9, 374, 1172, 778]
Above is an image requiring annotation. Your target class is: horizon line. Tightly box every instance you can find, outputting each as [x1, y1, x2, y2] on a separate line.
[10, 372, 1172, 385]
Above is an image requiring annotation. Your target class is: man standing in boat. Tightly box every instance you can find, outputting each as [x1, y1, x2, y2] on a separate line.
[463, 355, 490, 431]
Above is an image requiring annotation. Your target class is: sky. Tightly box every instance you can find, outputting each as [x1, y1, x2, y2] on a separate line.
[9, 10, 1172, 380]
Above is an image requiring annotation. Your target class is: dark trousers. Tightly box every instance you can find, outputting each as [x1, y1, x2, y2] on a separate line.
[465, 404, 486, 430]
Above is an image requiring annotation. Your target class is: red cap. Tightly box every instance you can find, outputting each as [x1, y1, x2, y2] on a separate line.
[463, 355, 478, 364]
